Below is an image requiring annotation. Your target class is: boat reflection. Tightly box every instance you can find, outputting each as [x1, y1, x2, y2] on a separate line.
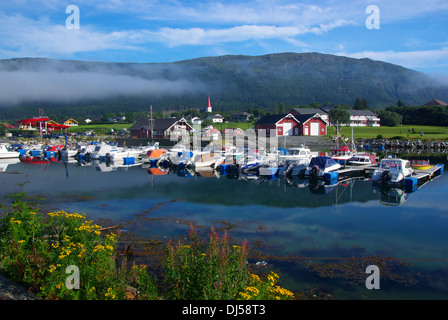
[372, 185, 409, 207]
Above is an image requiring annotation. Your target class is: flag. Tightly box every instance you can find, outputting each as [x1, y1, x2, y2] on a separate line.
[39, 108, 45, 115]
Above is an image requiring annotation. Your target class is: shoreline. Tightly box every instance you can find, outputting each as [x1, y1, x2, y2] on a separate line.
[0, 274, 40, 300]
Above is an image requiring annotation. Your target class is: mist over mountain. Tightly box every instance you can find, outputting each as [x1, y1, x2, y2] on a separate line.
[0, 52, 447, 120]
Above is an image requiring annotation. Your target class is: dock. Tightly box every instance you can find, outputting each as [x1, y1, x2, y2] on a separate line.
[323, 164, 377, 182]
[322, 163, 444, 192]
[404, 164, 444, 192]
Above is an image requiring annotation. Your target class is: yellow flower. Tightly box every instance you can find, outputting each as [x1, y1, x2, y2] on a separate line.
[93, 245, 105, 252]
[249, 274, 261, 283]
[105, 287, 116, 299]
[10, 218, 22, 224]
[18, 240, 25, 244]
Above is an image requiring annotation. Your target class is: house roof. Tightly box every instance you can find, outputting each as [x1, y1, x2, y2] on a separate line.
[346, 110, 378, 116]
[424, 99, 448, 106]
[129, 118, 193, 131]
[294, 113, 328, 125]
[290, 108, 327, 115]
[255, 114, 289, 125]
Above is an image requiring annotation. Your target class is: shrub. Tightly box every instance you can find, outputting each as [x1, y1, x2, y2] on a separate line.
[164, 224, 249, 300]
[0, 192, 158, 300]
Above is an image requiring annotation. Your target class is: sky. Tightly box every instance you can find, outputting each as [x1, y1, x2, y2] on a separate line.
[0, 0, 448, 77]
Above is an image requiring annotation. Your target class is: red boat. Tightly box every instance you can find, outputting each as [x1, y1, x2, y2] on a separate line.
[20, 156, 58, 164]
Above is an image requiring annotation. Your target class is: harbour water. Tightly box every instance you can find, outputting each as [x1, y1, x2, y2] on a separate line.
[1, 158, 448, 299]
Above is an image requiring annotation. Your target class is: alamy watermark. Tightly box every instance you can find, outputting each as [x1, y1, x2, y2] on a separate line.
[365, 265, 380, 289]
[65, 265, 80, 290]
[365, 5, 380, 30]
[66, 5, 80, 30]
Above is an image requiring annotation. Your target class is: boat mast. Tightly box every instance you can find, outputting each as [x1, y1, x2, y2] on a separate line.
[150, 105, 153, 139]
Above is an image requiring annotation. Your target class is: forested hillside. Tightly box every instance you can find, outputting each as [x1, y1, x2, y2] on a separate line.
[0, 52, 446, 121]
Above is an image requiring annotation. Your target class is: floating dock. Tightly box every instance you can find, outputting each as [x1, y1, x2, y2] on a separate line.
[322, 163, 444, 191]
[323, 164, 377, 182]
[404, 164, 444, 192]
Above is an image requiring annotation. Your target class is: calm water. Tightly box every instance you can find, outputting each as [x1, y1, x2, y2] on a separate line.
[1, 158, 448, 300]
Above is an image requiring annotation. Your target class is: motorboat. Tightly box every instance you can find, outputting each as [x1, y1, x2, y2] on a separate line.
[278, 145, 313, 164]
[240, 153, 268, 173]
[304, 156, 342, 179]
[330, 145, 356, 163]
[0, 143, 20, 159]
[371, 158, 413, 185]
[142, 148, 168, 165]
[347, 154, 377, 166]
[410, 159, 433, 170]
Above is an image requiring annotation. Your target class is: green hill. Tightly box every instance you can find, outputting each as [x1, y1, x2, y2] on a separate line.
[0, 52, 446, 120]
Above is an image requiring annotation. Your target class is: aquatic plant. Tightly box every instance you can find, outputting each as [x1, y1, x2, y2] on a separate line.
[306, 255, 422, 287]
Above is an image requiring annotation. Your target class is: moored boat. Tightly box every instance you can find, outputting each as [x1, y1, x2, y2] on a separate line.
[347, 154, 377, 166]
[304, 156, 342, 179]
[410, 159, 434, 170]
[371, 158, 413, 185]
[0, 143, 20, 159]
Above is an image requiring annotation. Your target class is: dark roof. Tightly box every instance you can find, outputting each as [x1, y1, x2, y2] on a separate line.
[424, 99, 448, 106]
[294, 113, 319, 123]
[255, 114, 289, 125]
[346, 110, 378, 116]
[290, 108, 327, 115]
[129, 118, 193, 131]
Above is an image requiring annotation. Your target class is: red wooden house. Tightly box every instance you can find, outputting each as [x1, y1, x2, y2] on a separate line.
[254, 113, 327, 136]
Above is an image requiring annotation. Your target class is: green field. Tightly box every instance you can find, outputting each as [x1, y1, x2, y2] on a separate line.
[327, 125, 448, 140]
[67, 123, 448, 140]
[67, 123, 132, 135]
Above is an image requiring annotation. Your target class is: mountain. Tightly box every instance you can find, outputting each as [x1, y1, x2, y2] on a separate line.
[0, 52, 447, 120]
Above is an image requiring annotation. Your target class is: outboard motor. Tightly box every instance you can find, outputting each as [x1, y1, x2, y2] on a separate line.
[381, 170, 390, 184]
[309, 166, 319, 180]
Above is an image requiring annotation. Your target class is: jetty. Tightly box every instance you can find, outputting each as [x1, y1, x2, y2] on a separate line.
[321, 163, 444, 192]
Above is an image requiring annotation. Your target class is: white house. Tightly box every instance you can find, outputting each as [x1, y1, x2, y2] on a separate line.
[346, 110, 380, 127]
[207, 114, 224, 123]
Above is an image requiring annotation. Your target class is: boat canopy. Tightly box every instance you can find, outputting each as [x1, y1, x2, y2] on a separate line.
[309, 156, 339, 169]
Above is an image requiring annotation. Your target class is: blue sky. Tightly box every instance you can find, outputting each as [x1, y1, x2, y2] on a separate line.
[1, 0, 448, 76]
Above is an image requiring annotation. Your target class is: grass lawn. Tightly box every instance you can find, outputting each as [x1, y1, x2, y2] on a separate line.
[67, 123, 132, 135]
[327, 125, 448, 140]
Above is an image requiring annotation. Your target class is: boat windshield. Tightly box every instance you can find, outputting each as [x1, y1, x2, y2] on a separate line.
[380, 160, 402, 171]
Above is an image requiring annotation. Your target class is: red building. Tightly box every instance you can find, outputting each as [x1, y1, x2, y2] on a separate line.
[254, 113, 327, 136]
[16, 117, 70, 134]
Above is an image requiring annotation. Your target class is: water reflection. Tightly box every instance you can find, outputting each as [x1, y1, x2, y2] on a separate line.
[0, 158, 439, 209]
[1, 157, 448, 299]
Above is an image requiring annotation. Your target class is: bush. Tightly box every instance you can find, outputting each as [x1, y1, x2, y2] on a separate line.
[0, 192, 158, 300]
[164, 224, 249, 300]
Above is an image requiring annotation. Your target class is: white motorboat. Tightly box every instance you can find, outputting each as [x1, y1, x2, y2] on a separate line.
[0, 143, 20, 159]
[240, 153, 268, 173]
[347, 154, 377, 166]
[371, 158, 413, 185]
[304, 156, 342, 179]
[278, 145, 313, 164]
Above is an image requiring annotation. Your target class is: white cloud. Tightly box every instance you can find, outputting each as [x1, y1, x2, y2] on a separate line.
[336, 47, 448, 70]
[145, 20, 353, 47]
